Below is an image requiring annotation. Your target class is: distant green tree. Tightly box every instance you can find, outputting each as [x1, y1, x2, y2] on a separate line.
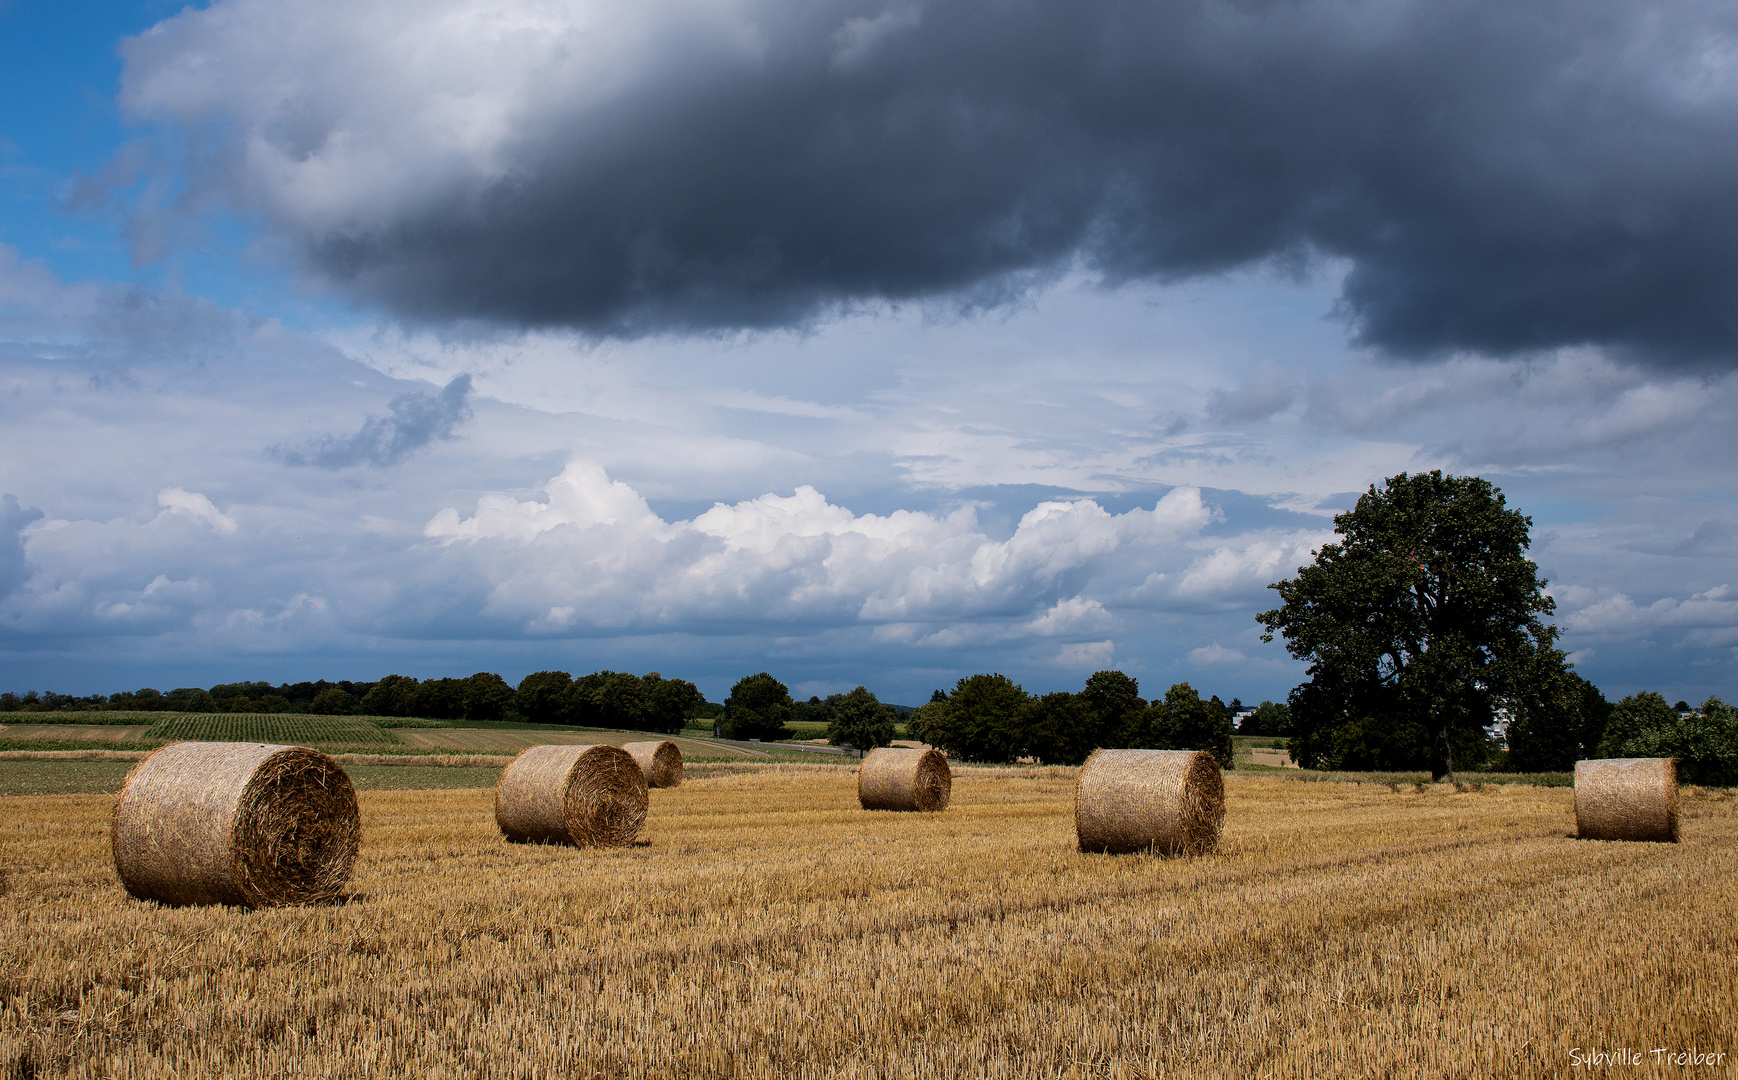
[1257, 471, 1557, 779]
[1125, 683, 1235, 768]
[255, 694, 292, 714]
[906, 698, 947, 747]
[825, 686, 897, 751]
[1077, 670, 1147, 750]
[1501, 654, 1609, 771]
[120, 688, 169, 712]
[515, 670, 574, 725]
[1605, 696, 1738, 786]
[1239, 701, 1292, 736]
[308, 687, 357, 715]
[920, 674, 1032, 762]
[361, 674, 419, 717]
[576, 671, 651, 730]
[409, 678, 466, 720]
[724, 673, 794, 740]
[166, 687, 216, 712]
[643, 673, 705, 734]
[1594, 692, 1738, 785]
[792, 694, 830, 727]
[462, 672, 514, 722]
[1597, 692, 1678, 758]
[1021, 691, 1098, 765]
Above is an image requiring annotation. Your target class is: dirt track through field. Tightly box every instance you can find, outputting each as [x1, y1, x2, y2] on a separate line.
[2, 771, 1733, 1078]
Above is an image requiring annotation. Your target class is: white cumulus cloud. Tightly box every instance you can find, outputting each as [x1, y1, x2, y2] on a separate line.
[155, 488, 237, 535]
[426, 462, 1211, 631]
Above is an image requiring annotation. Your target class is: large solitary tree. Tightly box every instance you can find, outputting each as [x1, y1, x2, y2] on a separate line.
[723, 672, 794, 741]
[1257, 471, 1561, 780]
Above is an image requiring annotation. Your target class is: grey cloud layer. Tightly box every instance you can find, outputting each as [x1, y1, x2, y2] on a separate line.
[277, 374, 474, 468]
[122, 0, 1738, 362]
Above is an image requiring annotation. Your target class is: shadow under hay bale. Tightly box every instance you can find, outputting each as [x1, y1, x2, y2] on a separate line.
[495, 744, 647, 847]
[858, 746, 951, 811]
[112, 742, 360, 908]
[1075, 748, 1224, 856]
[1576, 757, 1679, 842]
[622, 740, 683, 788]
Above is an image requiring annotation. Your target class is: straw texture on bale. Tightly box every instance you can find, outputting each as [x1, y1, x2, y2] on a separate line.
[1075, 748, 1225, 856]
[112, 742, 360, 908]
[1575, 757, 1679, 842]
[858, 746, 951, 812]
[495, 744, 648, 847]
[622, 740, 684, 788]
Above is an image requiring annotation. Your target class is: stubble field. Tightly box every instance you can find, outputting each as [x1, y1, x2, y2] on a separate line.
[2, 766, 1734, 1079]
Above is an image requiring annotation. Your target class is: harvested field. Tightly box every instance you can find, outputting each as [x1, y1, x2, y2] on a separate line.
[394, 726, 759, 760]
[0, 757, 507, 795]
[2, 770, 1735, 1078]
[0, 724, 151, 744]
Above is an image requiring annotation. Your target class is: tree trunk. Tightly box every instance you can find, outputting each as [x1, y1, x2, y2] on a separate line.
[1432, 724, 1453, 782]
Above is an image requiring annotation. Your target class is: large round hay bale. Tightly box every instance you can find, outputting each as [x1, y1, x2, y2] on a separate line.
[622, 740, 683, 788]
[1576, 757, 1679, 842]
[495, 744, 648, 846]
[112, 742, 360, 908]
[1075, 748, 1224, 856]
[858, 746, 951, 811]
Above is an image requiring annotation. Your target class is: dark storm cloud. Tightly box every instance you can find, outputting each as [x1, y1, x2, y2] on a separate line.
[128, 0, 1738, 362]
[277, 375, 473, 468]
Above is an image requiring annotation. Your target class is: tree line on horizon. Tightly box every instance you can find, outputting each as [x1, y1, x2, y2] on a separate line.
[0, 671, 712, 735]
[1, 664, 1730, 780]
[6, 468, 1737, 782]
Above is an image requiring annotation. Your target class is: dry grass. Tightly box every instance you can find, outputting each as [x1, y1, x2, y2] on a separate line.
[2, 770, 1736, 1078]
[395, 727, 758, 760]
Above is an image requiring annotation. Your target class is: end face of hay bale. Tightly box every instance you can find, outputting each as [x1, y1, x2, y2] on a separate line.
[496, 744, 648, 847]
[622, 740, 684, 788]
[1075, 748, 1225, 856]
[858, 746, 951, 811]
[1576, 758, 1679, 842]
[112, 742, 360, 908]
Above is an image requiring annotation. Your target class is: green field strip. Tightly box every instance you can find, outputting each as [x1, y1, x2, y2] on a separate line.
[142, 713, 400, 747]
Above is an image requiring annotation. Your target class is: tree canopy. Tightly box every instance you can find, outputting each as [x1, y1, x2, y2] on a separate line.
[824, 686, 897, 752]
[910, 671, 1235, 767]
[723, 672, 794, 740]
[1257, 471, 1562, 779]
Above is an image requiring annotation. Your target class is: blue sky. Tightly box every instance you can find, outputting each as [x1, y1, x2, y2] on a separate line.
[4, 0, 1738, 707]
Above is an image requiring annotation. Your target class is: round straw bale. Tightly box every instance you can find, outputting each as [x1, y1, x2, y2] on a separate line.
[622, 740, 684, 788]
[858, 746, 951, 811]
[1075, 748, 1224, 856]
[1575, 757, 1679, 842]
[112, 742, 360, 908]
[495, 744, 648, 846]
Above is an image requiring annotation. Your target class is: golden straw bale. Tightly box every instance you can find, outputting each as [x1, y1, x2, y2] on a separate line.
[112, 742, 360, 907]
[1575, 757, 1679, 842]
[858, 746, 951, 811]
[495, 744, 648, 847]
[622, 740, 684, 788]
[1075, 748, 1225, 856]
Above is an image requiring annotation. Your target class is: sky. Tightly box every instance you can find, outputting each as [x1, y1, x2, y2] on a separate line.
[3, 0, 1738, 707]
